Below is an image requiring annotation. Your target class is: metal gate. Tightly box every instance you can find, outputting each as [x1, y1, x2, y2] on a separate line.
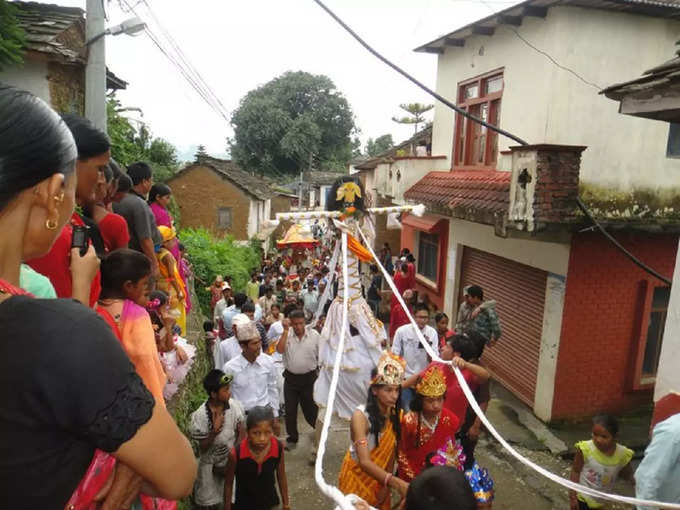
[459, 247, 547, 405]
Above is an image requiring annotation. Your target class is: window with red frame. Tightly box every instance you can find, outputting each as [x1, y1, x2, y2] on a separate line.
[453, 71, 503, 168]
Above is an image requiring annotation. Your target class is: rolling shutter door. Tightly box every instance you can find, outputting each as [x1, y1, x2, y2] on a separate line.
[460, 247, 547, 405]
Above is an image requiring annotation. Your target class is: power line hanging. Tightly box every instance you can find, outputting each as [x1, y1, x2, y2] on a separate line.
[310, 0, 671, 286]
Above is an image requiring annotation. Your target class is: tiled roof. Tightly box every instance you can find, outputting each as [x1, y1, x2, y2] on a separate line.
[416, 0, 680, 53]
[11, 1, 126, 89]
[177, 155, 275, 200]
[404, 170, 511, 224]
[13, 1, 85, 64]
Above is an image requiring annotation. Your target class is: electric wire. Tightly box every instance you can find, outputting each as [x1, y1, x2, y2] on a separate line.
[310, 0, 528, 146]
[474, 0, 602, 89]
[117, 0, 230, 123]
[311, 0, 671, 286]
[139, 0, 231, 117]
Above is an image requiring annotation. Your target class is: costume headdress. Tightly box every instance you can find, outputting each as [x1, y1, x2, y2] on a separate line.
[158, 225, 176, 242]
[371, 351, 406, 386]
[415, 364, 447, 398]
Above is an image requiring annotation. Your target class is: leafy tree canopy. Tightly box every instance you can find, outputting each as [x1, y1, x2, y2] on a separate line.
[107, 96, 179, 182]
[365, 134, 394, 157]
[229, 71, 357, 179]
[392, 102, 434, 134]
[0, 0, 26, 71]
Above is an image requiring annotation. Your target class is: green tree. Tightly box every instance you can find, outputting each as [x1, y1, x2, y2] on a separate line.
[107, 96, 179, 182]
[365, 134, 394, 157]
[0, 0, 25, 71]
[392, 103, 434, 134]
[195, 144, 208, 160]
[229, 71, 356, 179]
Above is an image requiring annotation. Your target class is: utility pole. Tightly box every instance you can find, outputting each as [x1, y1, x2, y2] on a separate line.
[85, 0, 107, 131]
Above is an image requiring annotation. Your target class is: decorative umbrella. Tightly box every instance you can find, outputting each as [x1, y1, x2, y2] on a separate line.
[276, 223, 320, 251]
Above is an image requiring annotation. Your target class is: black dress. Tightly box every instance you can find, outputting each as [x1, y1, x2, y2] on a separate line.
[233, 437, 283, 510]
[0, 296, 155, 509]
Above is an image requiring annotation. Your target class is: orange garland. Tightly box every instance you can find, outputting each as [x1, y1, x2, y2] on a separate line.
[347, 234, 372, 263]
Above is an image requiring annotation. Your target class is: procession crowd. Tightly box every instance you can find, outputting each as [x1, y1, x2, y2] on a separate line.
[0, 84, 678, 510]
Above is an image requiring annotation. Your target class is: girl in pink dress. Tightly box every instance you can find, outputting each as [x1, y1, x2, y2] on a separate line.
[149, 183, 191, 313]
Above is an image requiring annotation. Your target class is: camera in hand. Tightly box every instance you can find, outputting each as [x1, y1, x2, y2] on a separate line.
[71, 225, 89, 256]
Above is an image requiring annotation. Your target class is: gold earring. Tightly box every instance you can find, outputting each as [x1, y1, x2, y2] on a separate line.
[54, 192, 64, 204]
[45, 218, 58, 230]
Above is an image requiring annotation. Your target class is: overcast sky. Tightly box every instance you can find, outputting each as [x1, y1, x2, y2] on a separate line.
[36, 0, 520, 161]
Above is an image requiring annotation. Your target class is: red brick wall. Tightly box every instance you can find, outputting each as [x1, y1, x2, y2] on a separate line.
[552, 231, 677, 420]
[400, 219, 449, 311]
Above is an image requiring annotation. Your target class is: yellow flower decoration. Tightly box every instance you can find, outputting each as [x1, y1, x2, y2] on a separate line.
[336, 182, 362, 203]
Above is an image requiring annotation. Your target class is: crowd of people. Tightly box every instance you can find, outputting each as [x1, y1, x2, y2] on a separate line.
[1, 84, 679, 510]
[0, 85, 197, 508]
[194, 229, 505, 510]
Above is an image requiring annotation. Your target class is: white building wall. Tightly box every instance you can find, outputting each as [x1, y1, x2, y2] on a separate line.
[0, 60, 50, 104]
[430, 7, 680, 192]
[247, 200, 258, 239]
[545, 7, 680, 191]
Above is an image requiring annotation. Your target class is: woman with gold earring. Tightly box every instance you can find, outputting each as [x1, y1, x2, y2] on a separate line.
[25, 114, 107, 306]
[0, 85, 197, 508]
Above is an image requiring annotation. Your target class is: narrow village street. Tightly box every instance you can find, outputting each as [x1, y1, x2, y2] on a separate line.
[280, 381, 641, 509]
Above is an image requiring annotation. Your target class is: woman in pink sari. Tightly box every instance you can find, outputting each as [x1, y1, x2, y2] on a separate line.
[149, 183, 191, 313]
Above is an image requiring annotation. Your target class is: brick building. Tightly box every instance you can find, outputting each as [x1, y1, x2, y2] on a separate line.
[168, 155, 293, 250]
[400, 0, 680, 421]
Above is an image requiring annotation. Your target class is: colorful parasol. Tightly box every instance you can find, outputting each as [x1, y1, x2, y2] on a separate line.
[276, 223, 320, 250]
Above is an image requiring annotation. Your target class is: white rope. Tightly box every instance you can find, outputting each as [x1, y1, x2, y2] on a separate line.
[313, 239, 340, 325]
[356, 225, 680, 510]
[274, 204, 423, 223]
[314, 232, 356, 510]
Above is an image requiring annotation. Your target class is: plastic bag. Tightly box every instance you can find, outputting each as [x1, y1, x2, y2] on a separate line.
[64, 449, 116, 510]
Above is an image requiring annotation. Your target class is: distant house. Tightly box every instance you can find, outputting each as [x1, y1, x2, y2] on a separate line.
[168, 155, 293, 250]
[285, 170, 343, 210]
[351, 126, 444, 253]
[398, 0, 680, 422]
[0, 1, 126, 112]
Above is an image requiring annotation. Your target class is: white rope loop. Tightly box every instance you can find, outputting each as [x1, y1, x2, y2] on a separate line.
[314, 232, 357, 510]
[355, 224, 680, 510]
[313, 239, 341, 325]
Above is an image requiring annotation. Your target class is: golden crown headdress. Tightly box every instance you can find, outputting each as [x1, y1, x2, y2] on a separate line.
[415, 364, 447, 398]
[371, 351, 406, 386]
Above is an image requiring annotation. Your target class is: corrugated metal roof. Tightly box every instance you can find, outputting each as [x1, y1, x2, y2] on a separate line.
[415, 0, 680, 53]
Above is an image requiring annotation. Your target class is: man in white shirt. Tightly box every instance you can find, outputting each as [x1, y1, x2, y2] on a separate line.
[258, 285, 277, 317]
[301, 281, 319, 321]
[213, 282, 231, 338]
[277, 308, 320, 449]
[223, 320, 281, 435]
[222, 293, 247, 334]
[216, 313, 250, 369]
[391, 303, 439, 411]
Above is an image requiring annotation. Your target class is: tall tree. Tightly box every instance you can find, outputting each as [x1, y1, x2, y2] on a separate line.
[365, 134, 394, 157]
[195, 144, 208, 160]
[0, 0, 25, 71]
[229, 71, 357, 179]
[106, 96, 179, 182]
[392, 103, 434, 134]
